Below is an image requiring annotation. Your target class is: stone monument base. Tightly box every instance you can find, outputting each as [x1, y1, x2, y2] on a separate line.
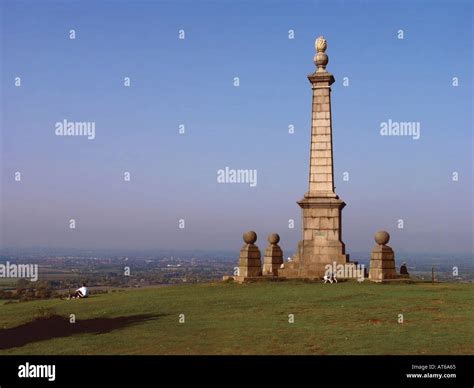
[279, 239, 356, 279]
[278, 193, 357, 279]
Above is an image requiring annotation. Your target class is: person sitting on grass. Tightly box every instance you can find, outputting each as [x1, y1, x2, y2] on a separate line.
[69, 283, 89, 299]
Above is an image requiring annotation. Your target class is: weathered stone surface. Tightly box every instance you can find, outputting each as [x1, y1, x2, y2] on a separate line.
[262, 234, 284, 276]
[374, 230, 390, 246]
[368, 231, 399, 282]
[243, 231, 257, 244]
[238, 231, 262, 278]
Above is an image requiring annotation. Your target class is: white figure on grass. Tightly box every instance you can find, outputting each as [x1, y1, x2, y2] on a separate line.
[68, 283, 89, 299]
[323, 271, 337, 284]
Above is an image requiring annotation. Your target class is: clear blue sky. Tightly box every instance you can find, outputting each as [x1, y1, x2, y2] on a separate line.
[1, 0, 472, 255]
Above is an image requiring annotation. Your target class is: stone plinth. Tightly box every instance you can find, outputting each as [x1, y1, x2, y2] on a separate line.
[238, 231, 262, 278]
[262, 234, 284, 276]
[369, 231, 397, 282]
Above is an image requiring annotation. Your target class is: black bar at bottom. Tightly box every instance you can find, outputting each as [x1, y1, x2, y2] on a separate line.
[0, 355, 471, 386]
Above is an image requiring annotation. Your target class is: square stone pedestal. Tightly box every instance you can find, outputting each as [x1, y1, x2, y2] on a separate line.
[279, 195, 355, 278]
[239, 244, 262, 278]
[369, 244, 397, 282]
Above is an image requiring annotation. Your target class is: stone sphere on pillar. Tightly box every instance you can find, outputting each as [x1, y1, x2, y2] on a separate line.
[374, 231, 390, 246]
[267, 233, 280, 245]
[243, 231, 257, 244]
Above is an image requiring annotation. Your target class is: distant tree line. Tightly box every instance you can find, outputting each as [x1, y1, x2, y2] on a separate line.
[0, 279, 64, 301]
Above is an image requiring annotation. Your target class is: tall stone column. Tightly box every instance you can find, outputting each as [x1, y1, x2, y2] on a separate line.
[280, 36, 354, 279]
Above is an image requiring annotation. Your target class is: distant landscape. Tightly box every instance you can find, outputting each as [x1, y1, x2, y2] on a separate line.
[0, 248, 472, 302]
[0, 248, 472, 355]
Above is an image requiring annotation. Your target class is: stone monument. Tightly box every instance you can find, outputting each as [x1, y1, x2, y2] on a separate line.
[369, 231, 397, 282]
[279, 36, 356, 279]
[237, 231, 262, 279]
[262, 233, 284, 276]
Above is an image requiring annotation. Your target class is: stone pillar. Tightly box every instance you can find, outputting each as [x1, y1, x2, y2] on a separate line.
[280, 36, 354, 279]
[369, 231, 397, 282]
[262, 234, 284, 276]
[238, 231, 262, 278]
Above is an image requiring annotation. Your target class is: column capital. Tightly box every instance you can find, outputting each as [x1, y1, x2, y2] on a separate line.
[308, 71, 335, 86]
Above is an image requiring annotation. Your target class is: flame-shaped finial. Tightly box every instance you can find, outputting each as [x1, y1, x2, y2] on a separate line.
[314, 36, 329, 72]
[316, 36, 327, 53]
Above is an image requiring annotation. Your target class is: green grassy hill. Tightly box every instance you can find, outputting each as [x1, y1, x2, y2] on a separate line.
[0, 281, 472, 355]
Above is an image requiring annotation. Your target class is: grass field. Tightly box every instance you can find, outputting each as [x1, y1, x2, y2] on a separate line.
[0, 281, 472, 355]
